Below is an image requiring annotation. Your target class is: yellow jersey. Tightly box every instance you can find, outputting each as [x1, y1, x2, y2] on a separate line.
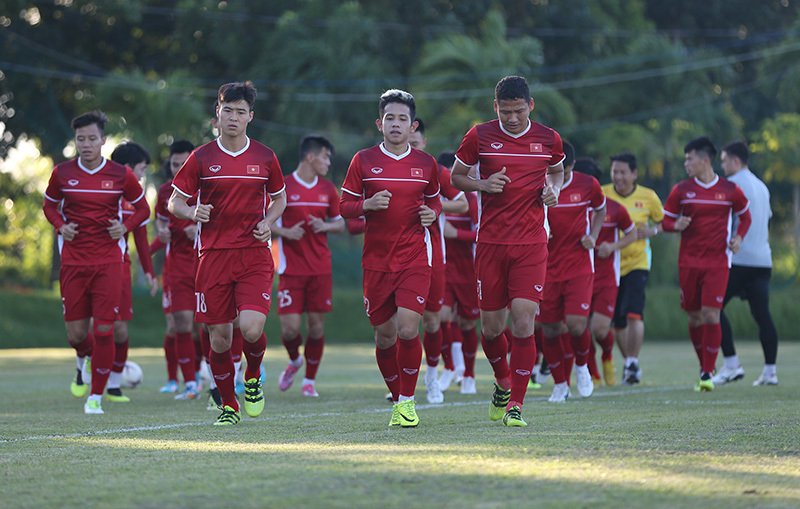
[601, 183, 664, 276]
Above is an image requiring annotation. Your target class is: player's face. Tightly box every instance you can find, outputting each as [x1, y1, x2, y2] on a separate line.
[376, 103, 413, 147]
[309, 147, 331, 177]
[408, 130, 427, 150]
[131, 161, 148, 180]
[494, 98, 533, 134]
[217, 100, 253, 138]
[611, 161, 636, 192]
[684, 150, 706, 178]
[74, 123, 105, 165]
[170, 151, 191, 178]
[720, 150, 737, 177]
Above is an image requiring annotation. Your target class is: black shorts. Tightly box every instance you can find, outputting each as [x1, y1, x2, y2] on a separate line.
[613, 269, 649, 329]
[725, 265, 771, 303]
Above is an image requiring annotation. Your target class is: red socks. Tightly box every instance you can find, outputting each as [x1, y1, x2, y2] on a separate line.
[90, 330, 115, 396]
[561, 333, 574, 382]
[599, 330, 615, 361]
[587, 342, 601, 380]
[462, 328, 478, 378]
[440, 322, 454, 371]
[112, 338, 128, 374]
[243, 332, 267, 381]
[689, 325, 703, 365]
[74, 334, 94, 358]
[283, 334, 302, 362]
[164, 334, 178, 381]
[542, 333, 566, 384]
[572, 328, 591, 366]
[304, 336, 324, 380]
[508, 334, 536, 409]
[481, 332, 510, 389]
[176, 332, 197, 382]
[702, 323, 721, 374]
[423, 329, 442, 367]
[375, 343, 400, 401]
[397, 336, 422, 397]
[231, 328, 244, 364]
[209, 349, 238, 411]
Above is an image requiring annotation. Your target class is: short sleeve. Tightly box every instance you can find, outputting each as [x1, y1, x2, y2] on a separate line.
[548, 130, 565, 167]
[327, 182, 341, 219]
[341, 154, 364, 198]
[425, 158, 441, 198]
[44, 169, 63, 203]
[439, 167, 463, 200]
[172, 152, 200, 198]
[590, 177, 606, 210]
[663, 185, 681, 218]
[454, 126, 479, 167]
[648, 190, 665, 222]
[267, 153, 285, 196]
[155, 185, 170, 220]
[123, 168, 145, 204]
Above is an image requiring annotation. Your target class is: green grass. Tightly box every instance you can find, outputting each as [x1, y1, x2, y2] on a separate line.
[1, 342, 798, 509]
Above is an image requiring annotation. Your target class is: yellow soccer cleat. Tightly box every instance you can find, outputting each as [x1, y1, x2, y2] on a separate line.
[502, 406, 528, 427]
[105, 389, 131, 403]
[396, 399, 419, 428]
[388, 403, 401, 427]
[213, 405, 241, 426]
[695, 378, 715, 392]
[489, 382, 511, 421]
[243, 378, 265, 417]
[71, 369, 89, 398]
[602, 359, 616, 386]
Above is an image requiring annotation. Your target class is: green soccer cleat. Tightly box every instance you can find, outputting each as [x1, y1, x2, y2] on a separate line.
[527, 379, 542, 390]
[213, 405, 241, 426]
[396, 399, 419, 428]
[489, 382, 511, 421]
[695, 378, 715, 392]
[243, 378, 265, 417]
[106, 388, 130, 403]
[83, 398, 104, 415]
[71, 369, 88, 398]
[388, 403, 401, 427]
[502, 406, 528, 427]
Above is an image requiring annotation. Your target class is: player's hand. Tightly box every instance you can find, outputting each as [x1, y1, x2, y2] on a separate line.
[283, 221, 305, 240]
[308, 216, 328, 234]
[675, 215, 692, 231]
[145, 272, 159, 297]
[636, 224, 656, 239]
[253, 218, 272, 243]
[193, 203, 213, 223]
[443, 221, 458, 239]
[596, 242, 614, 259]
[107, 219, 127, 240]
[183, 224, 198, 241]
[419, 205, 436, 227]
[729, 234, 743, 253]
[364, 190, 392, 211]
[481, 167, 510, 194]
[59, 222, 79, 241]
[580, 234, 596, 250]
[541, 184, 560, 206]
[157, 224, 171, 243]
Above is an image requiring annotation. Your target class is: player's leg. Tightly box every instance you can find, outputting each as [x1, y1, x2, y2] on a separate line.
[301, 312, 326, 397]
[106, 320, 130, 402]
[503, 297, 538, 426]
[746, 268, 779, 385]
[160, 312, 179, 393]
[540, 279, 570, 403]
[562, 273, 594, 396]
[438, 301, 457, 391]
[65, 317, 92, 398]
[622, 270, 649, 384]
[715, 266, 746, 384]
[278, 312, 304, 391]
[422, 268, 446, 404]
[61, 266, 94, 397]
[590, 312, 615, 386]
[173, 309, 199, 400]
[83, 263, 122, 414]
[696, 267, 728, 391]
[459, 315, 479, 394]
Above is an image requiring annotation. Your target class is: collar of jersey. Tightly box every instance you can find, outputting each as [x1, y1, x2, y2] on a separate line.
[379, 142, 411, 160]
[216, 136, 250, 157]
[694, 174, 719, 189]
[77, 157, 107, 175]
[561, 171, 574, 189]
[498, 119, 531, 139]
[292, 171, 318, 189]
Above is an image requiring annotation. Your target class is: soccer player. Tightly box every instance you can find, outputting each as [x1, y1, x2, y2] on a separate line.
[43, 110, 150, 414]
[451, 76, 564, 427]
[156, 140, 202, 400]
[715, 141, 779, 386]
[539, 143, 606, 402]
[662, 137, 751, 391]
[272, 135, 344, 398]
[169, 81, 287, 425]
[407, 119, 468, 404]
[340, 89, 441, 428]
[602, 153, 664, 384]
[574, 158, 637, 386]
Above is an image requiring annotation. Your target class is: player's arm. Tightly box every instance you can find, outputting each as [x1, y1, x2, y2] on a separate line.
[252, 188, 287, 243]
[149, 236, 165, 254]
[43, 171, 79, 240]
[661, 186, 690, 232]
[441, 193, 468, 214]
[308, 216, 345, 234]
[168, 190, 210, 223]
[132, 224, 158, 296]
[443, 220, 477, 243]
[345, 217, 366, 235]
[542, 162, 565, 206]
[419, 164, 442, 227]
[581, 201, 606, 250]
[111, 179, 149, 240]
[637, 192, 665, 239]
[451, 160, 509, 194]
[729, 188, 751, 252]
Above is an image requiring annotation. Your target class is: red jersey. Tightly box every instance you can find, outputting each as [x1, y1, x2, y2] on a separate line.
[171, 137, 285, 253]
[156, 180, 197, 274]
[277, 171, 341, 276]
[43, 158, 148, 266]
[663, 175, 750, 269]
[430, 166, 465, 267]
[455, 119, 564, 245]
[444, 192, 479, 284]
[546, 171, 606, 282]
[340, 143, 441, 272]
[594, 198, 635, 287]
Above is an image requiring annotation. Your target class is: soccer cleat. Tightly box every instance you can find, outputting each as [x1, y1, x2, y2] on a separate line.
[502, 406, 527, 427]
[602, 359, 616, 386]
[81, 357, 92, 384]
[71, 369, 88, 398]
[460, 376, 477, 394]
[752, 372, 778, 386]
[301, 383, 319, 398]
[385, 392, 394, 402]
[695, 378, 715, 392]
[207, 396, 222, 411]
[388, 404, 401, 427]
[278, 359, 302, 392]
[624, 362, 641, 385]
[548, 382, 571, 403]
[438, 369, 456, 392]
[575, 364, 594, 398]
[213, 405, 241, 426]
[396, 399, 420, 428]
[175, 384, 200, 401]
[425, 371, 444, 404]
[243, 378, 265, 417]
[106, 388, 130, 403]
[159, 380, 179, 393]
[527, 378, 542, 390]
[489, 382, 511, 421]
[84, 398, 104, 415]
[234, 379, 245, 395]
[712, 365, 745, 385]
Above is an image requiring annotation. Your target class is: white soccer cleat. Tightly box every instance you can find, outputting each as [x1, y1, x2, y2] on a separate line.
[711, 365, 745, 385]
[460, 376, 477, 394]
[451, 343, 465, 383]
[438, 369, 456, 392]
[575, 365, 594, 398]
[425, 369, 444, 404]
[84, 397, 104, 415]
[548, 382, 571, 403]
[752, 372, 778, 386]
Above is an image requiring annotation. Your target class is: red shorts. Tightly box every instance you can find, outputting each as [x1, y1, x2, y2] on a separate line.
[539, 273, 594, 324]
[425, 266, 446, 313]
[60, 263, 123, 322]
[363, 266, 431, 326]
[475, 243, 547, 311]
[679, 266, 729, 311]
[167, 271, 196, 313]
[444, 281, 480, 320]
[278, 274, 333, 315]
[118, 259, 134, 321]
[591, 282, 619, 319]
[194, 248, 275, 325]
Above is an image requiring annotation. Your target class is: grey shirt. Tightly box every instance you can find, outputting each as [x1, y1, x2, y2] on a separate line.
[729, 168, 772, 268]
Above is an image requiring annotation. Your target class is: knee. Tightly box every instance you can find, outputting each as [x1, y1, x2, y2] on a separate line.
[397, 323, 419, 340]
[701, 308, 720, 324]
[542, 323, 561, 340]
[459, 317, 476, 331]
[307, 322, 324, 339]
[510, 317, 534, 338]
[281, 324, 300, 342]
[592, 324, 609, 340]
[95, 322, 113, 335]
[687, 312, 703, 328]
[113, 321, 128, 342]
[481, 321, 505, 340]
[422, 312, 439, 334]
[241, 323, 264, 342]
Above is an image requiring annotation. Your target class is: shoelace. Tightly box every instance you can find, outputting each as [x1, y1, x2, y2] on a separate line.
[217, 408, 239, 423]
[506, 407, 522, 420]
[244, 380, 263, 402]
[491, 385, 510, 407]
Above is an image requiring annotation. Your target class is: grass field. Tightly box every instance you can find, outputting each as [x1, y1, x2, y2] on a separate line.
[1, 342, 798, 509]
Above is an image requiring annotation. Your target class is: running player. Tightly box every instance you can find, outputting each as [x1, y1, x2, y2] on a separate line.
[340, 89, 441, 428]
[451, 76, 564, 427]
[662, 137, 751, 391]
[43, 110, 150, 414]
[273, 135, 344, 398]
[169, 81, 287, 425]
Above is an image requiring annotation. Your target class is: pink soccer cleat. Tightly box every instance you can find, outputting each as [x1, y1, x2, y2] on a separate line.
[278, 359, 303, 391]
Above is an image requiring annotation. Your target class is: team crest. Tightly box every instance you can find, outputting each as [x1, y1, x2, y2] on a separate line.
[411, 168, 423, 178]
[68, 179, 79, 187]
[101, 180, 113, 189]
[491, 142, 503, 150]
[262, 292, 271, 301]
[416, 296, 425, 304]
[290, 194, 300, 201]
[686, 192, 696, 198]
[534, 285, 543, 292]
[370, 167, 383, 175]
[635, 201, 644, 208]
[715, 192, 725, 200]
[209, 165, 222, 173]
[530, 143, 543, 152]
[247, 165, 260, 175]
[319, 194, 329, 202]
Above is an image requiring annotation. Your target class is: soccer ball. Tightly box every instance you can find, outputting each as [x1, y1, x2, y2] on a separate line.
[121, 361, 143, 389]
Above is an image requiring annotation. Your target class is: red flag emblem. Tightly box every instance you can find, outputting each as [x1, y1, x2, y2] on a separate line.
[411, 168, 423, 178]
[530, 143, 543, 152]
[247, 165, 260, 175]
[715, 192, 725, 200]
[101, 180, 113, 189]
[570, 193, 581, 203]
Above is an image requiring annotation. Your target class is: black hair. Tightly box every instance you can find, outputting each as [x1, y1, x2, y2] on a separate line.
[71, 110, 108, 133]
[218, 81, 257, 110]
[722, 140, 748, 164]
[684, 136, 717, 160]
[610, 152, 637, 171]
[495, 76, 531, 103]
[169, 139, 195, 156]
[563, 141, 575, 168]
[573, 157, 602, 180]
[110, 142, 150, 166]
[378, 89, 416, 120]
[415, 117, 426, 135]
[437, 151, 455, 169]
[299, 135, 334, 160]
